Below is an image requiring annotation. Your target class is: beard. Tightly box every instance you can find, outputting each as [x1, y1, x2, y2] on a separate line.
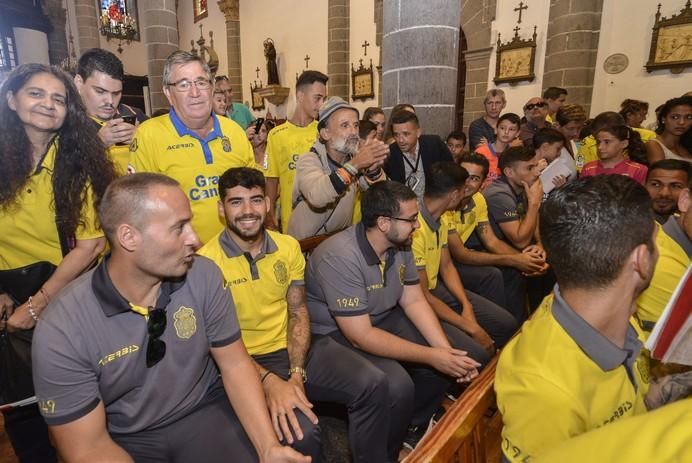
[331, 135, 359, 156]
[228, 213, 264, 241]
[385, 227, 413, 247]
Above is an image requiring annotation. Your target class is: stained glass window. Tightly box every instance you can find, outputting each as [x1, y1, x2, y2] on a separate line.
[98, 0, 139, 41]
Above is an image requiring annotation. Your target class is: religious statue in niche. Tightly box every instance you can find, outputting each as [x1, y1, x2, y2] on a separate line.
[646, 1, 692, 73]
[98, 0, 139, 42]
[264, 38, 280, 86]
[194, 0, 208, 23]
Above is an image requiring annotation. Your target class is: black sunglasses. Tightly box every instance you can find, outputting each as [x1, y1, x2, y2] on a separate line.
[524, 102, 547, 111]
[146, 308, 167, 368]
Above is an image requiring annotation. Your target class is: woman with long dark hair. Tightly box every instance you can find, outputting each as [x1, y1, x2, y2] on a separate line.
[646, 96, 692, 163]
[0, 63, 116, 462]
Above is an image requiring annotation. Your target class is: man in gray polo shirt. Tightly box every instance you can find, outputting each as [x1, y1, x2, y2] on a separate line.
[306, 181, 485, 456]
[32, 174, 308, 463]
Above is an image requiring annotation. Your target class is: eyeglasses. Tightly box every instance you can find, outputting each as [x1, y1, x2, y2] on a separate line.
[146, 308, 167, 368]
[524, 102, 547, 111]
[387, 214, 419, 224]
[167, 78, 212, 92]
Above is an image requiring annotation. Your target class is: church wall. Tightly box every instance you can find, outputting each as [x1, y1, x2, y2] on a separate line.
[177, 0, 228, 80]
[14, 28, 50, 65]
[590, 0, 692, 126]
[485, 0, 551, 115]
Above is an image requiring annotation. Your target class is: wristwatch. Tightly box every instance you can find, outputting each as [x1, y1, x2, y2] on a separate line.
[288, 366, 307, 383]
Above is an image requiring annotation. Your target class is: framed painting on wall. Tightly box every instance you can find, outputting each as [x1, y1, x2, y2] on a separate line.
[645, 1, 692, 73]
[194, 0, 208, 23]
[251, 86, 265, 111]
[493, 26, 537, 85]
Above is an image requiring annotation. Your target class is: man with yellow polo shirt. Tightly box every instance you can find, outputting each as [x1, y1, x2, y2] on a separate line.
[576, 111, 657, 170]
[496, 175, 664, 463]
[75, 48, 147, 174]
[129, 51, 254, 244]
[265, 71, 328, 231]
[444, 153, 546, 321]
[199, 167, 390, 463]
[412, 161, 517, 354]
[636, 178, 692, 335]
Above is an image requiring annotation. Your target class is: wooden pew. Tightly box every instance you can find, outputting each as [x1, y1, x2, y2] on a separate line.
[403, 355, 500, 463]
[299, 233, 333, 255]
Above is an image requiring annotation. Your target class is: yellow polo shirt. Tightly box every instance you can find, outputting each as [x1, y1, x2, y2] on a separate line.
[266, 120, 318, 232]
[496, 287, 649, 463]
[198, 229, 305, 356]
[0, 140, 102, 270]
[412, 203, 449, 290]
[90, 116, 129, 175]
[636, 221, 690, 336]
[576, 127, 657, 172]
[129, 111, 254, 244]
[534, 399, 692, 463]
[441, 192, 489, 244]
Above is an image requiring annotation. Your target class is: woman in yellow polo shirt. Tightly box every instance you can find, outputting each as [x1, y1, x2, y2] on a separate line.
[0, 63, 116, 462]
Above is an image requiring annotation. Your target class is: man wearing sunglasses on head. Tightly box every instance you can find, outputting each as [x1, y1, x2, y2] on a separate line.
[129, 51, 255, 245]
[518, 97, 551, 148]
[32, 173, 310, 463]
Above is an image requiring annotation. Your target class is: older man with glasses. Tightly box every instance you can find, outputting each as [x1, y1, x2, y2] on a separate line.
[519, 97, 551, 147]
[129, 50, 255, 244]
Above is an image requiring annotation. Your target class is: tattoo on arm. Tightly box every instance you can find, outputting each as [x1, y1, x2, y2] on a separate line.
[287, 285, 310, 370]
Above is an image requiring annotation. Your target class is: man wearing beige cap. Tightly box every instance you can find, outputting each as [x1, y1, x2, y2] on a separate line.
[287, 97, 390, 240]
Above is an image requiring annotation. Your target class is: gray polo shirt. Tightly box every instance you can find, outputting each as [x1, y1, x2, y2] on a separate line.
[32, 256, 241, 434]
[483, 176, 528, 245]
[305, 222, 420, 335]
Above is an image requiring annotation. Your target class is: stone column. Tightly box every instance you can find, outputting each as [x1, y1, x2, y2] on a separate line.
[74, 0, 100, 53]
[42, 0, 68, 66]
[374, 0, 383, 106]
[328, 0, 350, 100]
[382, 0, 461, 137]
[142, 0, 179, 112]
[543, 0, 604, 115]
[218, 0, 244, 101]
[460, 0, 496, 133]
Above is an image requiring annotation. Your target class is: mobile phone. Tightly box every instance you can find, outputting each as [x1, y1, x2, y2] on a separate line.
[121, 114, 136, 125]
[254, 117, 265, 133]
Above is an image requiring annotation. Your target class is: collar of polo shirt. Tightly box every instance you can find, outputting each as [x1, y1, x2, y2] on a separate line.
[168, 108, 225, 165]
[551, 286, 642, 380]
[218, 228, 278, 259]
[92, 255, 186, 317]
[419, 201, 441, 231]
[354, 222, 397, 275]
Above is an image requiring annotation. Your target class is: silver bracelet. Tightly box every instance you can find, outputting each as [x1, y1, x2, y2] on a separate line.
[27, 296, 39, 321]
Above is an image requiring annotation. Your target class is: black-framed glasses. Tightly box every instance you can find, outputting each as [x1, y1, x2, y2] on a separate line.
[167, 78, 212, 92]
[524, 102, 547, 111]
[146, 308, 167, 368]
[387, 214, 419, 224]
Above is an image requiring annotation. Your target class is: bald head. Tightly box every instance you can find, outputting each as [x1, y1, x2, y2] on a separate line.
[99, 173, 181, 242]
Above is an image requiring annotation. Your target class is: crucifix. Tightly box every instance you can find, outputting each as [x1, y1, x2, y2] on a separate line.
[255, 67, 260, 79]
[514, 1, 528, 24]
[304, 54, 310, 69]
[362, 40, 370, 56]
[513, 25, 521, 37]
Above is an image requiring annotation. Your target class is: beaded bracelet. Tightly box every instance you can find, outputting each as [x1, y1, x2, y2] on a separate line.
[343, 162, 359, 177]
[27, 296, 39, 322]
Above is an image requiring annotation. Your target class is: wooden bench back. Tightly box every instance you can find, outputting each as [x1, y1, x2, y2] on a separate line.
[403, 355, 499, 463]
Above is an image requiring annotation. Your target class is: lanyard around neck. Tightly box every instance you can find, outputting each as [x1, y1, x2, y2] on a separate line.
[402, 150, 420, 173]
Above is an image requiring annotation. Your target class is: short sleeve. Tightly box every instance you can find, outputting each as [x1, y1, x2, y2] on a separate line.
[313, 255, 370, 317]
[485, 189, 521, 224]
[287, 237, 306, 285]
[234, 131, 255, 168]
[441, 211, 459, 235]
[75, 184, 104, 241]
[32, 312, 101, 426]
[266, 132, 280, 178]
[440, 221, 449, 248]
[129, 123, 157, 174]
[196, 258, 241, 348]
[411, 227, 427, 269]
[401, 250, 420, 285]
[476, 194, 489, 223]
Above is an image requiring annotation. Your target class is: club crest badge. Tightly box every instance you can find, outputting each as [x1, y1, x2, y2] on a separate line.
[221, 136, 232, 152]
[399, 264, 406, 285]
[173, 306, 197, 339]
[273, 260, 288, 285]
